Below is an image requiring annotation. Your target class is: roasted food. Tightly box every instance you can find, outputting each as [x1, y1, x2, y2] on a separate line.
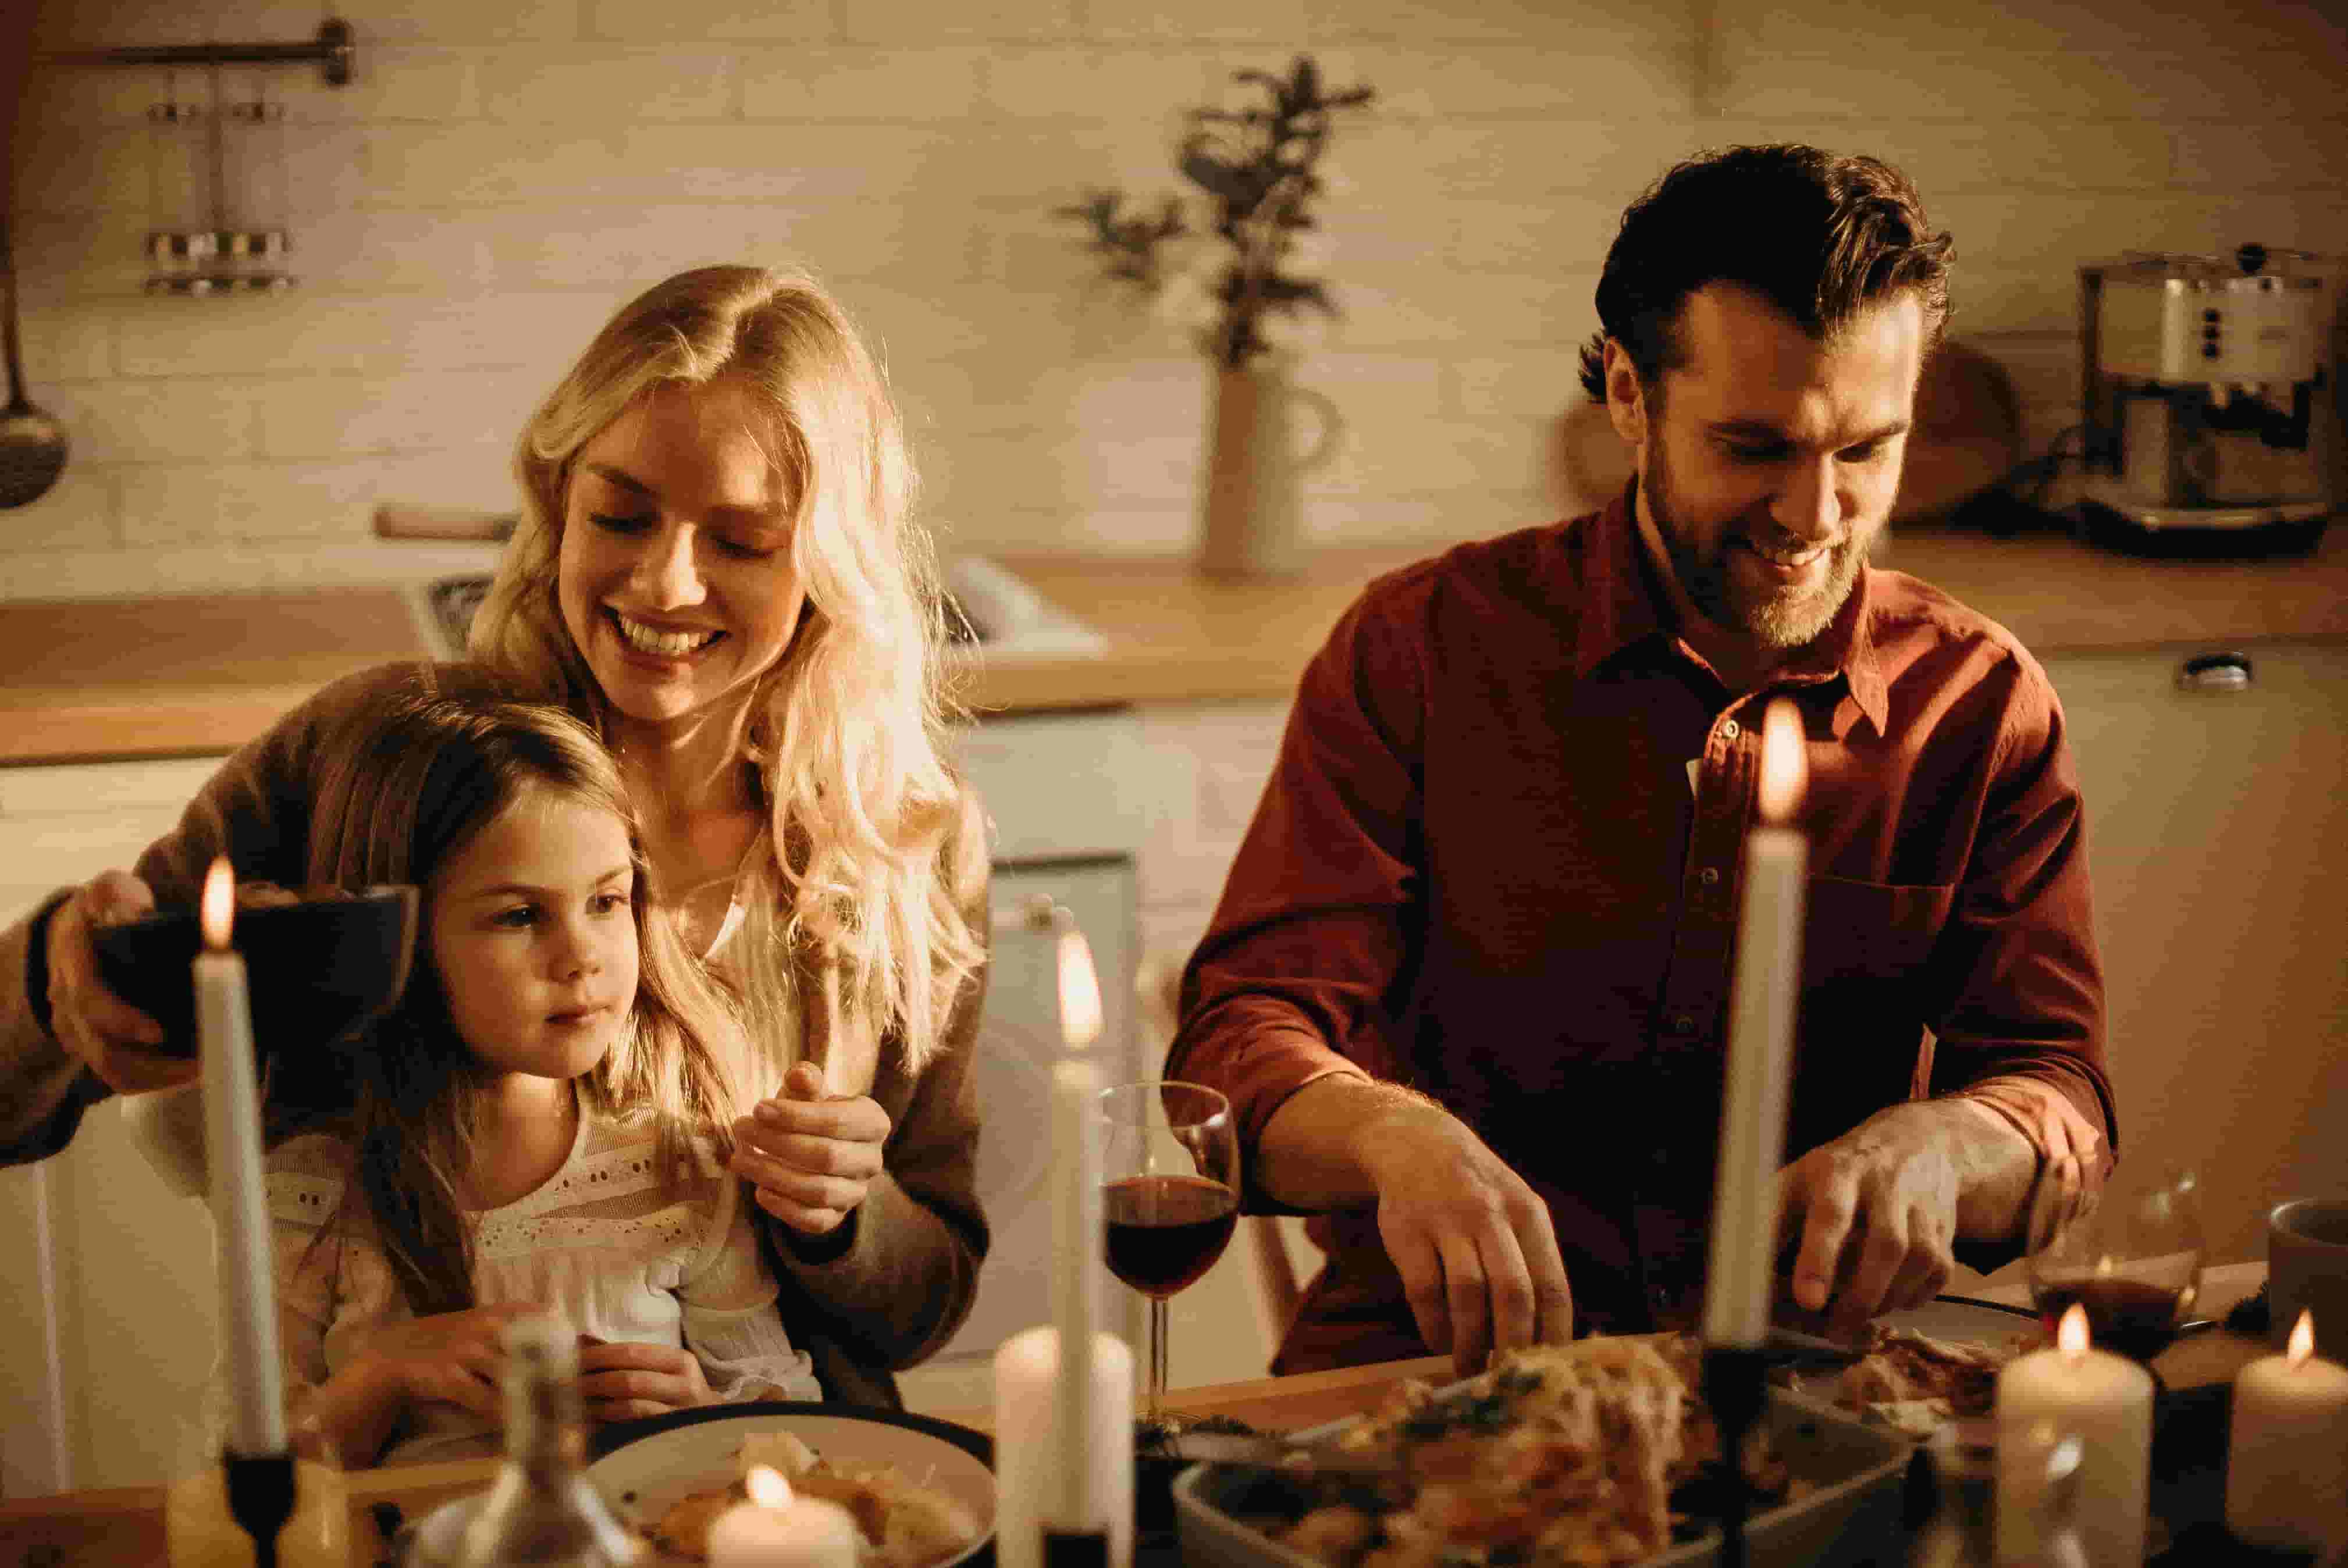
[1261, 1334, 1799, 1568]
[1797, 1324, 2040, 1438]
[640, 1431, 981, 1567]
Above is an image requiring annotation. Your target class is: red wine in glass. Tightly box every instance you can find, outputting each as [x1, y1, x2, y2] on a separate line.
[1104, 1173, 1237, 1299]
[2030, 1275, 2193, 1364]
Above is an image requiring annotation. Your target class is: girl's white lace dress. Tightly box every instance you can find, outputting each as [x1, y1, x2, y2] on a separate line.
[265, 1103, 821, 1466]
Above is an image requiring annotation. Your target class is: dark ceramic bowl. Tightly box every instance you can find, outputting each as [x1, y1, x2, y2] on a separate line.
[91, 886, 419, 1060]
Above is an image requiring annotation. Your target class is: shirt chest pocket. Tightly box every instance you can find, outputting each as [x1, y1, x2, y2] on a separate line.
[1802, 875, 1955, 983]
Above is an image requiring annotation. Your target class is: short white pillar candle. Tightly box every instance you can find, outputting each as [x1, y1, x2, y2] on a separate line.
[994, 1324, 1134, 1568]
[2225, 1310, 2348, 1554]
[707, 1467, 862, 1568]
[1995, 1304, 2151, 1567]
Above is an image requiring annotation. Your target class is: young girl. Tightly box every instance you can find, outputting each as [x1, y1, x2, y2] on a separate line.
[267, 675, 820, 1469]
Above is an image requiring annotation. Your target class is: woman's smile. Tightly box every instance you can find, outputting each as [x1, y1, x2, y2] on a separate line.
[556, 379, 809, 737]
[607, 607, 724, 661]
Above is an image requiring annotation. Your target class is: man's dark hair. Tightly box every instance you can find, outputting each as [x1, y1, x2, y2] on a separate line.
[1574, 144, 1954, 405]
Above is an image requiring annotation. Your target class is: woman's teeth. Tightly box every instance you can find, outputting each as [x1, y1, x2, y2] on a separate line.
[613, 612, 720, 657]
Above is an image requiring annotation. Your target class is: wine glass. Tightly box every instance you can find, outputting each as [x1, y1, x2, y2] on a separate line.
[1097, 1081, 1241, 1424]
[2026, 1168, 2207, 1367]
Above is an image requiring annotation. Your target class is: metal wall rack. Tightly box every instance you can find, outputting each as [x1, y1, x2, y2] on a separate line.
[91, 21, 355, 294]
[101, 20, 355, 87]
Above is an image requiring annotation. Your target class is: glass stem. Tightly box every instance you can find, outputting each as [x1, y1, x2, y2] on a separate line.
[1147, 1298, 1170, 1423]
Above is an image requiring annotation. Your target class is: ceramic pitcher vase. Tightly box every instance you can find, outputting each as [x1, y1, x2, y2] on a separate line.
[1195, 361, 1344, 578]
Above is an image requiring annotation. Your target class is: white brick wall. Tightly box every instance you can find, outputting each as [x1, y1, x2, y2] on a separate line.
[7, 0, 2345, 597]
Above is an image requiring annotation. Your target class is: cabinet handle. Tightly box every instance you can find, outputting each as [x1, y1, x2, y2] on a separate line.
[990, 893, 1069, 937]
[2175, 651, 2254, 692]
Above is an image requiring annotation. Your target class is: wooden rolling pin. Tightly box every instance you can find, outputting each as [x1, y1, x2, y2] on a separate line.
[372, 503, 518, 541]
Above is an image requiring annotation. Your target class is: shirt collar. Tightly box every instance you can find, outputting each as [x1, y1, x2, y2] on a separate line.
[1570, 482, 1670, 683]
[1572, 479, 1891, 735]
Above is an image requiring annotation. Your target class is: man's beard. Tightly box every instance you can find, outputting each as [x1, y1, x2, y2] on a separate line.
[1646, 435, 1864, 651]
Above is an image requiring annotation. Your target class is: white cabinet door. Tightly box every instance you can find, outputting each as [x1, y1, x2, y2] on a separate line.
[895, 856, 1145, 1416]
[2041, 639, 2348, 1268]
[0, 755, 227, 1496]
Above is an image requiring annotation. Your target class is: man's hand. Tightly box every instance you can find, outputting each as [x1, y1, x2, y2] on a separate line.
[44, 869, 194, 1095]
[1350, 1097, 1574, 1377]
[1775, 1101, 1966, 1338]
[576, 1339, 716, 1423]
[731, 1061, 890, 1236]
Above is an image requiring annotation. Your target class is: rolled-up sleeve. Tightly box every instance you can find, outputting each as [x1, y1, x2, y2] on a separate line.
[1165, 585, 1429, 1209]
[1922, 650, 2116, 1254]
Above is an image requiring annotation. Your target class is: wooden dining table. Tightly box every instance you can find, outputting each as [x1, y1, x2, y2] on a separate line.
[0, 1263, 2274, 1567]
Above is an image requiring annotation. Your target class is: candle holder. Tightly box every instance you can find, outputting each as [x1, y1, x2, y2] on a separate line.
[222, 1450, 296, 1568]
[1702, 1344, 1767, 1568]
[1041, 1528, 1111, 1568]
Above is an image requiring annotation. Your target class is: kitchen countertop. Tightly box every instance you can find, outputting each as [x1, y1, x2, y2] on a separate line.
[978, 521, 2348, 710]
[3, 524, 2344, 765]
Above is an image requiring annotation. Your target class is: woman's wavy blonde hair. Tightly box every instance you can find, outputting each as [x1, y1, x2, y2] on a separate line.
[465, 265, 981, 1081]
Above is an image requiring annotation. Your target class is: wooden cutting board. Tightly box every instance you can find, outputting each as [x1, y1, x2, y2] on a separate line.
[0, 587, 425, 694]
[0, 587, 431, 763]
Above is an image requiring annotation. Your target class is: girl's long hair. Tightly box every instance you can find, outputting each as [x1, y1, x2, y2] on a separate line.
[465, 265, 982, 1083]
[297, 670, 749, 1315]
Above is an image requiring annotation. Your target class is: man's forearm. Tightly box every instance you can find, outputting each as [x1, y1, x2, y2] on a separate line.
[1253, 1074, 1445, 1211]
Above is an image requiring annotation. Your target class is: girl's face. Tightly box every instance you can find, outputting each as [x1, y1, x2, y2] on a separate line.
[428, 786, 641, 1084]
[556, 379, 810, 733]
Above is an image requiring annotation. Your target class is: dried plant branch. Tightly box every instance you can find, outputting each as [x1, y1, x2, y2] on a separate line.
[1053, 54, 1375, 370]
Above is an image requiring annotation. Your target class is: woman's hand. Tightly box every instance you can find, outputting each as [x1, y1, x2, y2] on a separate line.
[730, 1061, 890, 1237]
[576, 1339, 716, 1423]
[340, 1303, 546, 1421]
[44, 869, 194, 1095]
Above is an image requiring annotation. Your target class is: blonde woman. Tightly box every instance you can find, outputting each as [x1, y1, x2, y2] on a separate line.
[3, 266, 991, 1407]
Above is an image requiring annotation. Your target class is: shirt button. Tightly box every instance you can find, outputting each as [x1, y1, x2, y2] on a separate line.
[1721, 719, 1741, 740]
[1671, 1011, 1696, 1034]
[1699, 866, 1720, 886]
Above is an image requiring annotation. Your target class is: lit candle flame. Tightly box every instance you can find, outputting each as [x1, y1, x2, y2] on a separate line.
[745, 1465, 794, 1509]
[199, 857, 235, 952]
[1756, 700, 1807, 826]
[2287, 1309, 2314, 1366]
[1057, 926, 1102, 1050]
[2057, 1302, 2090, 1359]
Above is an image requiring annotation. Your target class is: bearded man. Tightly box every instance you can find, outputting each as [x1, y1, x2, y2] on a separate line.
[1166, 144, 2115, 1376]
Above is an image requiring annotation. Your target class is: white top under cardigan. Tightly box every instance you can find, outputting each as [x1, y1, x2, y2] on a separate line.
[266, 1102, 820, 1466]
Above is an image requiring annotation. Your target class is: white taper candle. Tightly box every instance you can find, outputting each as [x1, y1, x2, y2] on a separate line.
[1051, 924, 1107, 1531]
[1702, 700, 1807, 1349]
[195, 857, 287, 1456]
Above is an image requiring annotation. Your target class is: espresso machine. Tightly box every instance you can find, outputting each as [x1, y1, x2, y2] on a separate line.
[2078, 244, 2340, 551]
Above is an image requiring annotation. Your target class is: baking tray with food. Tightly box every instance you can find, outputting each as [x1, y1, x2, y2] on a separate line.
[1172, 1334, 1913, 1568]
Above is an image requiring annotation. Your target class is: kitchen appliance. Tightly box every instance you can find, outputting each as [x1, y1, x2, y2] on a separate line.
[2078, 244, 2340, 553]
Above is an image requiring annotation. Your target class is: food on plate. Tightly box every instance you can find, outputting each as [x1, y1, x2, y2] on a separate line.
[1783, 1323, 2043, 1438]
[1253, 1333, 1801, 1568]
[638, 1430, 981, 1567]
